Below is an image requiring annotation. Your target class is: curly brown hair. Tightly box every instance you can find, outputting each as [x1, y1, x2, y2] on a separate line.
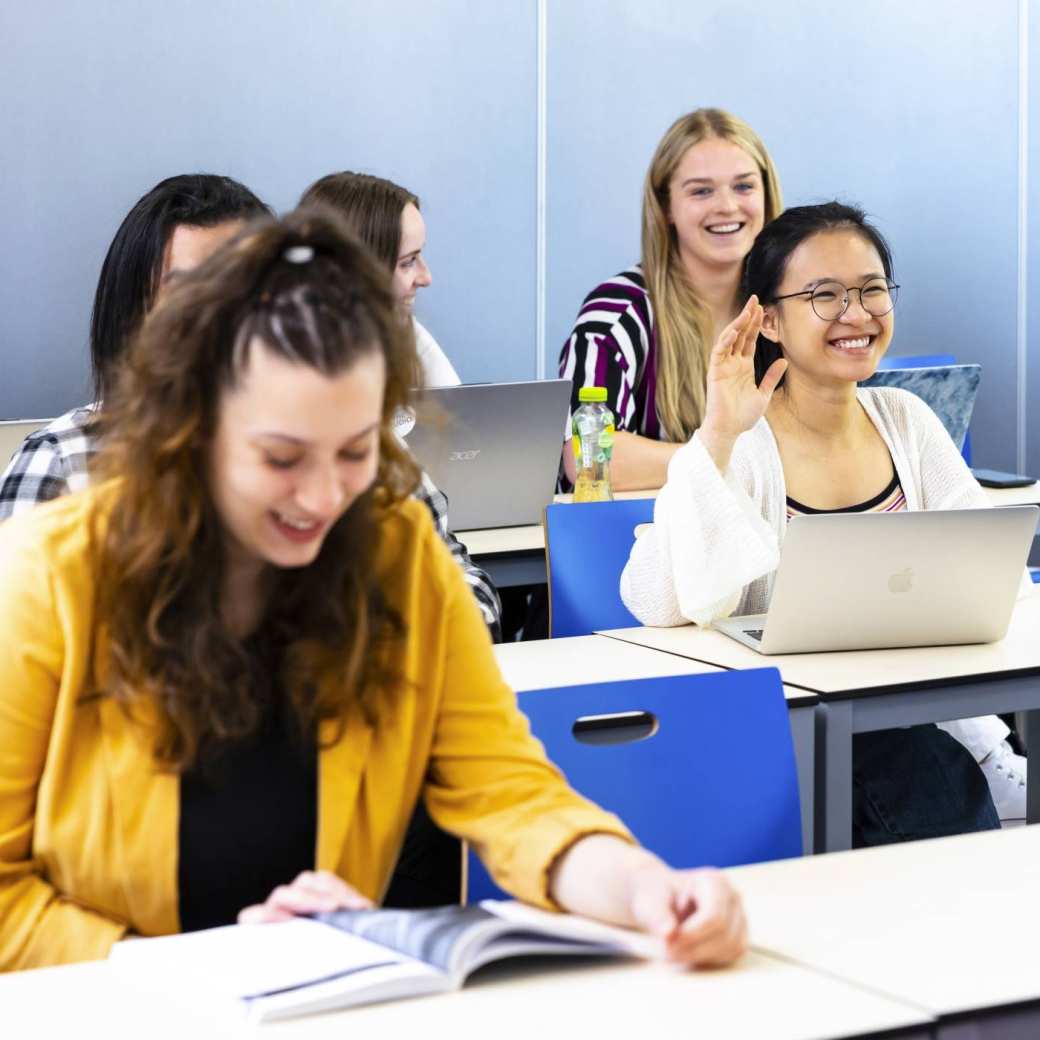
[90, 205, 421, 770]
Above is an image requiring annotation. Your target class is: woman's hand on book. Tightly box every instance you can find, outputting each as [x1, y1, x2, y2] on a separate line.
[627, 864, 748, 968]
[698, 296, 787, 474]
[550, 835, 747, 967]
[238, 870, 374, 924]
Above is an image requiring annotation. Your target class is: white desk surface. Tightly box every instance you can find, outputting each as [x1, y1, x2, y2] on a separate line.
[985, 482, 1040, 507]
[455, 523, 545, 556]
[730, 824, 1040, 1017]
[457, 485, 1033, 557]
[456, 490, 657, 555]
[494, 635, 817, 706]
[601, 589, 1040, 696]
[0, 950, 932, 1040]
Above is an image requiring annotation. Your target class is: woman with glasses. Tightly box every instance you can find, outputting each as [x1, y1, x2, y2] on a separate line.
[559, 107, 783, 490]
[620, 201, 1025, 840]
[0, 207, 747, 969]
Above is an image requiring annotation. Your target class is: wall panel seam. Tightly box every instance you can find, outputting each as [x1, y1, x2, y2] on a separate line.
[536, 0, 548, 380]
[1018, 0, 1029, 471]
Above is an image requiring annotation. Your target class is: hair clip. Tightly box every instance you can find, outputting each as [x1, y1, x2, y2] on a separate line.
[284, 245, 314, 264]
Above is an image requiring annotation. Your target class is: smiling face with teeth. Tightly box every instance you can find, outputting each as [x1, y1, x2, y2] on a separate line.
[666, 137, 766, 281]
[760, 229, 894, 389]
[208, 339, 386, 589]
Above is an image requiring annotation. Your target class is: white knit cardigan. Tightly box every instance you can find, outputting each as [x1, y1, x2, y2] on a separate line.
[622, 386, 997, 627]
[619, 386, 1015, 761]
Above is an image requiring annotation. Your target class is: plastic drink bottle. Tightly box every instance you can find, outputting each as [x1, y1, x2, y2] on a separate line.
[571, 387, 614, 502]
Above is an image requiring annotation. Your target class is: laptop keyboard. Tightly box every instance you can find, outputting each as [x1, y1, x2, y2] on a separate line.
[743, 629, 764, 642]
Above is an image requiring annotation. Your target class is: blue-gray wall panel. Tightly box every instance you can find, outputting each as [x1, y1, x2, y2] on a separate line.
[546, 0, 1020, 467]
[0, 1, 537, 419]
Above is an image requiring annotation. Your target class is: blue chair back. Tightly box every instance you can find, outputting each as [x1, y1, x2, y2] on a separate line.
[861, 362, 978, 465]
[876, 353, 956, 370]
[466, 669, 802, 902]
[545, 499, 655, 638]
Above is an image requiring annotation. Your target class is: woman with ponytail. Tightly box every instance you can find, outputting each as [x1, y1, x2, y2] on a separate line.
[560, 108, 782, 489]
[0, 207, 746, 971]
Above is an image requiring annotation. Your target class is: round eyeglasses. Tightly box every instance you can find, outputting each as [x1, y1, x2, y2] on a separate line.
[772, 278, 899, 321]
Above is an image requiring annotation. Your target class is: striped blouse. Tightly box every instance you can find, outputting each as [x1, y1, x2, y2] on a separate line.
[558, 266, 661, 440]
[786, 471, 907, 522]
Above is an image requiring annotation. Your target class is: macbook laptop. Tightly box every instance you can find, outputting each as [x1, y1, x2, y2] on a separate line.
[401, 379, 572, 530]
[713, 507, 1038, 654]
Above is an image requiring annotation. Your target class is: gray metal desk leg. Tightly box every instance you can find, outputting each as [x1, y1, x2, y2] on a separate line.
[1026, 708, 1040, 825]
[787, 706, 815, 856]
[815, 700, 854, 854]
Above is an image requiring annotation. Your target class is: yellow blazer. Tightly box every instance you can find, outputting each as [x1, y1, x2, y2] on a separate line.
[0, 487, 630, 970]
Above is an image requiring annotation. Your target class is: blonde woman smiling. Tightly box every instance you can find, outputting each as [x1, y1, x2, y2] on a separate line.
[560, 107, 782, 490]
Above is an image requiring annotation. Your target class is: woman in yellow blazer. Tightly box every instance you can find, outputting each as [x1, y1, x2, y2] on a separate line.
[0, 207, 746, 972]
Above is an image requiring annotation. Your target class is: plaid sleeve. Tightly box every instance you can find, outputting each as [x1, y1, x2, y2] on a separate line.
[414, 470, 503, 642]
[0, 434, 74, 521]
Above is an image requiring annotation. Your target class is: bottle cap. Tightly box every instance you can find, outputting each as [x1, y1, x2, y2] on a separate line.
[578, 386, 608, 403]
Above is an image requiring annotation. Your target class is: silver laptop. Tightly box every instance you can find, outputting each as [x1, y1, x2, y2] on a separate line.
[402, 379, 572, 530]
[714, 507, 1038, 654]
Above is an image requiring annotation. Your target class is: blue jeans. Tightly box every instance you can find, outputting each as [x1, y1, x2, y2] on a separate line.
[852, 725, 1000, 847]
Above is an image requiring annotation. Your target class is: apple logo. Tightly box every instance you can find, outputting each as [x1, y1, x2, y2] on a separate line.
[888, 568, 914, 594]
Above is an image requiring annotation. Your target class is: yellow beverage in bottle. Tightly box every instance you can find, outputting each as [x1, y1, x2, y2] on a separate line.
[572, 387, 614, 502]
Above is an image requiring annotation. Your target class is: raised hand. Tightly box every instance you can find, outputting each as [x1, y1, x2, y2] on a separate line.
[699, 296, 787, 472]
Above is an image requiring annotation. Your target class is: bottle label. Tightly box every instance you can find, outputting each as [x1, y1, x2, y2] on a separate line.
[572, 412, 613, 466]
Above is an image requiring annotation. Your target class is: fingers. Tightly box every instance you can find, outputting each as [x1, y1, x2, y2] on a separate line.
[668, 872, 748, 969]
[737, 299, 764, 358]
[710, 324, 741, 362]
[632, 869, 747, 969]
[666, 886, 748, 968]
[238, 902, 294, 925]
[290, 870, 374, 910]
[237, 870, 373, 926]
[711, 297, 764, 362]
[757, 357, 788, 400]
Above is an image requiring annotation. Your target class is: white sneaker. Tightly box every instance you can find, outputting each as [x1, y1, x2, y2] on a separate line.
[979, 742, 1027, 822]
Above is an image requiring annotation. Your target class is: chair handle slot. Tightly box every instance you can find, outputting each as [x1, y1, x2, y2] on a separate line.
[572, 711, 658, 746]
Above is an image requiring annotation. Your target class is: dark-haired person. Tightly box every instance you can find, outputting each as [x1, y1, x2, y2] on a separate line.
[300, 171, 459, 386]
[0, 207, 746, 970]
[0, 174, 270, 519]
[0, 174, 501, 646]
[621, 201, 1026, 832]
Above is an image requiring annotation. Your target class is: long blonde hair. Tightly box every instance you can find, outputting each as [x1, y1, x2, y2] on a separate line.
[641, 108, 783, 441]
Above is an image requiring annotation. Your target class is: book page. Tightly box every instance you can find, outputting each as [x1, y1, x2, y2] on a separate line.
[318, 902, 662, 980]
[317, 905, 497, 975]
[482, 901, 664, 960]
[109, 918, 411, 1000]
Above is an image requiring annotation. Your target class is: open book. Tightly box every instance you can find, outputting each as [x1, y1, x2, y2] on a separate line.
[108, 901, 661, 1023]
